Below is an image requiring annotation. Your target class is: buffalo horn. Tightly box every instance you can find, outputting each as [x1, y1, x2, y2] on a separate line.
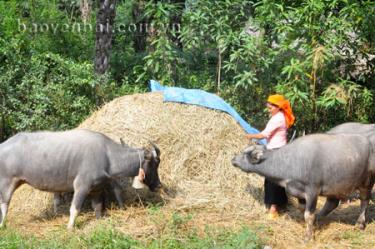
[147, 140, 161, 157]
[244, 145, 256, 154]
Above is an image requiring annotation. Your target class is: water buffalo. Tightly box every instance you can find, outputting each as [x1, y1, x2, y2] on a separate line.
[327, 122, 375, 135]
[0, 129, 161, 229]
[327, 122, 375, 166]
[327, 122, 375, 201]
[232, 133, 374, 241]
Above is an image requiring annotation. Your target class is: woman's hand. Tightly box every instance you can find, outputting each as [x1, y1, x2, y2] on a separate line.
[245, 134, 255, 139]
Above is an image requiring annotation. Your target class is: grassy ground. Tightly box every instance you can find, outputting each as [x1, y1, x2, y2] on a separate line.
[2, 200, 375, 249]
[0, 217, 264, 249]
[4, 185, 375, 249]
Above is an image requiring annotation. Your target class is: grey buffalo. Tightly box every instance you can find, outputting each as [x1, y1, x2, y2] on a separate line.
[327, 122, 375, 135]
[327, 122, 375, 169]
[232, 133, 374, 240]
[0, 129, 161, 229]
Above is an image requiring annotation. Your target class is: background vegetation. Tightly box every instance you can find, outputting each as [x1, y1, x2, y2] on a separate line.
[1, 0, 374, 139]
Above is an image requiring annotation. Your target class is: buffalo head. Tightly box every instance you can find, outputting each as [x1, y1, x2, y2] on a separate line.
[232, 145, 266, 168]
[141, 143, 162, 192]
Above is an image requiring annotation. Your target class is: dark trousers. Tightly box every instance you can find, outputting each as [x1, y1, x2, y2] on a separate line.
[264, 178, 288, 208]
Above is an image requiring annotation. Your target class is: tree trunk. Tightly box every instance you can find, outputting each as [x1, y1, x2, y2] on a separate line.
[217, 49, 222, 95]
[94, 0, 117, 75]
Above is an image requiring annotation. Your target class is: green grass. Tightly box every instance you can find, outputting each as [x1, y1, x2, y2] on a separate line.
[0, 224, 263, 249]
[0, 207, 263, 249]
[340, 230, 365, 246]
[149, 226, 262, 249]
[0, 227, 139, 249]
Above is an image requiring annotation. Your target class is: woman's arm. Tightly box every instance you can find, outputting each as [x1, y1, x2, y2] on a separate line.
[245, 133, 266, 140]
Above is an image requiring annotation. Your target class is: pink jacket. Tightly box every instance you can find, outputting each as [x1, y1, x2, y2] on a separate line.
[260, 111, 287, 149]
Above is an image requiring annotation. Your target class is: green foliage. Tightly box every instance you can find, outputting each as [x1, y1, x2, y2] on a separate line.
[135, 1, 182, 86]
[110, 0, 140, 83]
[1, 0, 374, 140]
[256, 0, 375, 131]
[221, 0, 374, 131]
[181, 0, 254, 92]
[0, 46, 114, 135]
[2, 0, 95, 60]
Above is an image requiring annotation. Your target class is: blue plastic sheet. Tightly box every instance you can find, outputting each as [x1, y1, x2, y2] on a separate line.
[149, 80, 266, 145]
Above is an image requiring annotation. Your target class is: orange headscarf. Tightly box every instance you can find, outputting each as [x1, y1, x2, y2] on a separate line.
[267, 94, 295, 128]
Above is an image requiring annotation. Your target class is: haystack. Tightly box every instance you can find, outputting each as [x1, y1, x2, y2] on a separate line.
[78, 92, 264, 213]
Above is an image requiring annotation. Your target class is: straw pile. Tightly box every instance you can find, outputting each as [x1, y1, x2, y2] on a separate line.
[78, 92, 264, 212]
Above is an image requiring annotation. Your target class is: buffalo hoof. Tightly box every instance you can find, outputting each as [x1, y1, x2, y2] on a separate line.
[356, 222, 366, 230]
[304, 237, 311, 243]
[304, 231, 314, 242]
[0, 218, 6, 229]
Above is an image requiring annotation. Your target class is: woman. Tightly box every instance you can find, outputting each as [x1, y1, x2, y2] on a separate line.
[245, 94, 295, 218]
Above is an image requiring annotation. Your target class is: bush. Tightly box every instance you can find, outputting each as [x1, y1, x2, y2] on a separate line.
[0, 47, 110, 138]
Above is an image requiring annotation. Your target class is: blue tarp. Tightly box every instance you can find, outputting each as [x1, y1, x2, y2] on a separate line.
[149, 80, 266, 145]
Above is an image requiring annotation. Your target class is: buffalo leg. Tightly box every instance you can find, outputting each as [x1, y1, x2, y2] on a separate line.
[285, 181, 306, 212]
[53, 192, 63, 214]
[0, 203, 6, 228]
[0, 179, 21, 227]
[91, 193, 104, 219]
[304, 194, 318, 241]
[67, 187, 89, 229]
[317, 197, 340, 218]
[111, 181, 124, 208]
[356, 188, 371, 230]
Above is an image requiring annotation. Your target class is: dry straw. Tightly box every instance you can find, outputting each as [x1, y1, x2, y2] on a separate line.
[78, 92, 264, 213]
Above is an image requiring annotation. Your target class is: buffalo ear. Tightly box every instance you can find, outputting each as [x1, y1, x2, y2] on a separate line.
[148, 140, 161, 158]
[255, 150, 264, 161]
[250, 149, 264, 164]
